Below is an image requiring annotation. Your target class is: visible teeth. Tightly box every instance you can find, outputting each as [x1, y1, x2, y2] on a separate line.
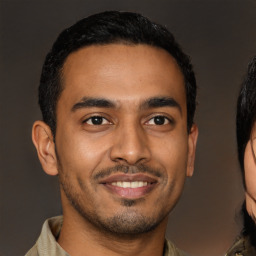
[131, 181, 138, 188]
[111, 181, 148, 188]
[123, 182, 130, 188]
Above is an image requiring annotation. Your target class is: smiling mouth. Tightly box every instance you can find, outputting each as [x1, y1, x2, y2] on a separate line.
[99, 174, 157, 198]
[110, 181, 149, 188]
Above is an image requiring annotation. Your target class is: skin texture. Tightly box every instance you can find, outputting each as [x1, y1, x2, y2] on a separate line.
[32, 44, 198, 256]
[245, 125, 256, 222]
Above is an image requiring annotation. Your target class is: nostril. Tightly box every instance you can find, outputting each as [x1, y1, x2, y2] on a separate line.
[109, 128, 151, 164]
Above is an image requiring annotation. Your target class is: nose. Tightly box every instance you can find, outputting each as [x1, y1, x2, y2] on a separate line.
[109, 122, 151, 165]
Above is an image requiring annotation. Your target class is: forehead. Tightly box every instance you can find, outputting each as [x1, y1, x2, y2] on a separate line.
[60, 44, 186, 110]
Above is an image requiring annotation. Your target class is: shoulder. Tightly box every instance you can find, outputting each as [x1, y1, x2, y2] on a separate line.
[164, 239, 189, 256]
[25, 245, 39, 256]
[226, 235, 256, 256]
[24, 216, 68, 256]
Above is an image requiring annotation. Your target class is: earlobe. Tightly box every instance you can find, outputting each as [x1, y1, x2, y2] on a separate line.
[32, 121, 58, 176]
[186, 124, 199, 177]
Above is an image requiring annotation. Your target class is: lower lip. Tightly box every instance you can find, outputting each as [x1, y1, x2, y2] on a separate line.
[103, 183, 156, 198]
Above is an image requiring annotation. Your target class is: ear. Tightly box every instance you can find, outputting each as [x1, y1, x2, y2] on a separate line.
[32, 121, 58, 176]
[186, 124, 199, 177]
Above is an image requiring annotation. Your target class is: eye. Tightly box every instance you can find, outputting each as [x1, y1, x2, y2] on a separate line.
[147, 115, 171, 125]
[84, 116, 110, 125]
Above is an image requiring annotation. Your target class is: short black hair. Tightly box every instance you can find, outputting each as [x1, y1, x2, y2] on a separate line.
[236, 56, 256, 183]
[39, 11, 197, 135]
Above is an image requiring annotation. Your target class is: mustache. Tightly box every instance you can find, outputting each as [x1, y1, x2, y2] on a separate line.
[93, 164, 162, 181]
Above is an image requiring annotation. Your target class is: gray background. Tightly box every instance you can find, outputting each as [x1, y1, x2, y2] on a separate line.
[1, 0, 256, 255]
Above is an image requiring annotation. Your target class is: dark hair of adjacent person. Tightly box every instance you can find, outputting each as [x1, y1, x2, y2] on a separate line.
[236, 56, 256, 247]
[241, 202, 256, 248]
[38, 10, 197, 136]
[237, 56, 256, 179]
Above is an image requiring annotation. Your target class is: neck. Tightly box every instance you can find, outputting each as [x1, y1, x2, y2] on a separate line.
[57, 206, 167, 256]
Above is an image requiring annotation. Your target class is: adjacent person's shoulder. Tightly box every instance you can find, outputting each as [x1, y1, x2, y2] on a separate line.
[226, 235, 256, 256]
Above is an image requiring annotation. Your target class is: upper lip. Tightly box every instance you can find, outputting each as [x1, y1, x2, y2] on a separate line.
[99, 174, 158, 184]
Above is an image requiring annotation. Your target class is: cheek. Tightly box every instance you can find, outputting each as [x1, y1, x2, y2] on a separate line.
[244, 143, 256, 199]
[151, 133, 188, 174]
[56, 129, 111, 174]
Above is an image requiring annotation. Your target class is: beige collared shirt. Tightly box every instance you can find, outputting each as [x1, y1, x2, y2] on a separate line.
[25, 216, 187, 256]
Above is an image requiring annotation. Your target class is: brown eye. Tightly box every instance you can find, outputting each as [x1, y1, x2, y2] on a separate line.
[84, 116, 110, 125]
[147, 116, 170, 125]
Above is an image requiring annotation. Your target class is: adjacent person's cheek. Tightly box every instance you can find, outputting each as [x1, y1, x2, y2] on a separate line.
[246, 192, 256, 222]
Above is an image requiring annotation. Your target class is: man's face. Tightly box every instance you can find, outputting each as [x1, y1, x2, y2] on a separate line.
[52, 44, 197, 234]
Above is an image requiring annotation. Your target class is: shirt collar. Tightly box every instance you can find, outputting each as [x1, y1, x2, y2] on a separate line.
[36, 216, 185, 256]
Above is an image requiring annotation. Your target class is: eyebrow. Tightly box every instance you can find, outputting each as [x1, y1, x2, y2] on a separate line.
[71, 97, 116, 112]
[140, 97, 182, 114]
[71, 96, 182, 114]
